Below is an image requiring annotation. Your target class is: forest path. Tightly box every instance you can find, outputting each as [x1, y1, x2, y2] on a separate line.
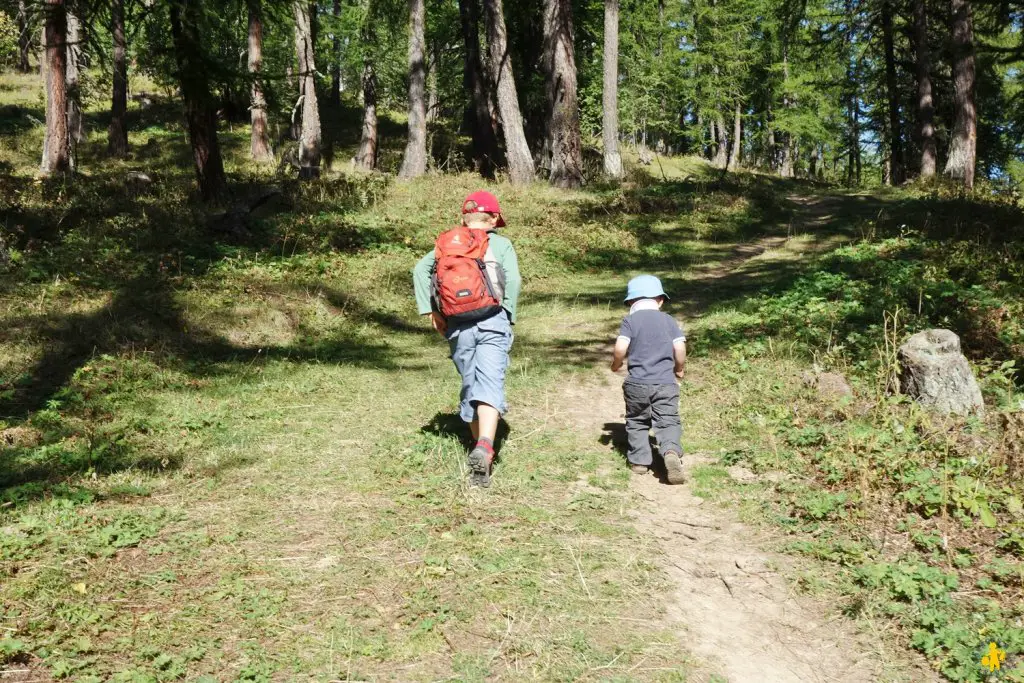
[558, 192, 933, 683]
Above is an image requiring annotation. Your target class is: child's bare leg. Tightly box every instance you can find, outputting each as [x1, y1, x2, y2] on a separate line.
[475, 403, 499, 442]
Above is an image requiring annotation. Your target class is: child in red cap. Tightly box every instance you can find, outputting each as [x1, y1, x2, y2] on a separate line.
[413, 191, 521, 486]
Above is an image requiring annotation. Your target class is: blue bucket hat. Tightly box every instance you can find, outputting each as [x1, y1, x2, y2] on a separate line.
[624, 274, 668, 302]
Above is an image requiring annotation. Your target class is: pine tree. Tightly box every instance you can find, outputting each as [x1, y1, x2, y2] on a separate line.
[459, 0, 499, 177]
[169, 0, 227, 201]
[912, 0, 935, 177]
[16, 0, 31, 73]
[602, 0, 622, 178]
[40, 0, 70, 177]
[108, 0, 129, 158]
[354, 60, 378, 170]
[294, 0, 322, 178]
[483, 0, 534, 183]
[541, 0, 583, 187]
[945, 0, 976, 188]
[247, 0, 273, 163]
[398, 0, 428, 178]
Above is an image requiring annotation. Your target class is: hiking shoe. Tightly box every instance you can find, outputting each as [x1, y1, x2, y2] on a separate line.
[630, 464, 649, 475]
[467, 446, 493, 488]
[664, 452, 686, 485]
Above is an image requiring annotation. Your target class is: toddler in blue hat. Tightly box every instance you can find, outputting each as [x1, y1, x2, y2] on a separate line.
[610, 275, 687, 483]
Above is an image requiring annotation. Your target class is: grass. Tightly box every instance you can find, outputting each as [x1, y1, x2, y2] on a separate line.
[2, 68, 1024, 681]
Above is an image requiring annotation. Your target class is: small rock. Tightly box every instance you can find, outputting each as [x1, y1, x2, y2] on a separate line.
[898, 329, 984, 416]
[726, 466, 758, 483]
[801, 370, 853, 399]
[125, 171, 153, 185]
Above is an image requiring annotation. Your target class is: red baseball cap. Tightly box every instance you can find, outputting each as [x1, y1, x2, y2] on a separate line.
[462, 190, 506, 227]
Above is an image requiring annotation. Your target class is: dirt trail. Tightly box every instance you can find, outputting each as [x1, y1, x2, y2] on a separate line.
[561, 200, 934, 682]
[563, 368, 883, 682]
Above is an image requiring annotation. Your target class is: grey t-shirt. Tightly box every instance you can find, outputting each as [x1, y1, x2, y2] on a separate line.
[618, 308, 686, 384]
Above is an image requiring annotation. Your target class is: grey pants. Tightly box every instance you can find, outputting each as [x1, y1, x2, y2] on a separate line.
[623, 381, 682, 466]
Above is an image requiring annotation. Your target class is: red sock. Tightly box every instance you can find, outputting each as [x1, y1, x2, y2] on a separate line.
[476, 437, 494, 455]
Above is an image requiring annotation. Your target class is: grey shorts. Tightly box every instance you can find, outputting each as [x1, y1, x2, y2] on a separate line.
[446, 311, 514, 423]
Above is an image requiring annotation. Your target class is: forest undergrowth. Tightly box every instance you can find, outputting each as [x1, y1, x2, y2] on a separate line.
[1, 72, 1024, 680]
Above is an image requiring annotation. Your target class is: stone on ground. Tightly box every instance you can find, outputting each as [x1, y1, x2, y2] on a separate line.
[898, 329, 984, 416]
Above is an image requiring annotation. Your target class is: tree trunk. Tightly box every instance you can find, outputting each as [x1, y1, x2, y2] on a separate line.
[330, 0, 341, 106]
[65, 5, 82, 153]
[602, 0, 622, 178]
[944, 0, 975, 188]
[169, 0, 227, 201]
[459, 0, 499, 177]
[765, 102, 777, 171]
[727, 100, 741, 170]
[881, 0, 905, 184]
[40, 0, 70, 177]
[108, 0, 129, 157]
[248, 0, 273, 162]
[712, 113, 728, 168]
[779, 49, 795, 178]
[16, 0, 31, 73]
[427, 42, 439, 123]
[541, 0, 583, 187]
[398, 0, 428, 178]
[914, 0, 936, 178]
[354, 61, 378, 170]
[294, 0, 322, 178]
[309, 2, 318, 51]
[484, 0, 534, 184]
[809, 145, 819, 178]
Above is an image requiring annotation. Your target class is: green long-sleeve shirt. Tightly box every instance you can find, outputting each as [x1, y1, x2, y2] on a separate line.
[412, 232, 522, 323]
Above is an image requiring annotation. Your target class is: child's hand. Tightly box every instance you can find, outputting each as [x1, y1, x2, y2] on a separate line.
[429, 311, 448, 336]
[674, 366, 686, 379]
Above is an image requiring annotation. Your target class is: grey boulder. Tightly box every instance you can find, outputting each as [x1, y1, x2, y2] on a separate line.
[898, 329, 984, 416]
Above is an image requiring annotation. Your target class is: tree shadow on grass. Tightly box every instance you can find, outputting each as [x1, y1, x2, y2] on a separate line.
[0, 170, 424, 496]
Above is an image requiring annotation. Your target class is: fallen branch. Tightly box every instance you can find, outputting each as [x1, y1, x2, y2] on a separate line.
[668, 519, 721, 530]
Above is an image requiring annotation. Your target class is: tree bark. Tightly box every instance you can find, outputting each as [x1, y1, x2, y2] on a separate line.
[727, 100, 741, 171]
[541, 0, 583, 188]
[602, 0, 622, 178]
[330, 0, 341, 105]
[65, 5, 82, 152]
[354, 61, 378, 170]
[108, 0, 129, 157]
[880, 0, 905, 184]
[712, 113, 728, 168]
[427, 42, 439, 123]
[913, 0, 936, 178]
[779, 48, 794, 178]
[483, 0, 534, 184]
[944, 0, 975, 188]
[294, 0, 322, 178]
[707, 118, 715, 161]
[459, 0, 499, 177]
[248, 0, 273, 162]
[398, 0, 428, 177]
[40, 0, 70, 177]
[169, 0, 227, 201]
[16, 0, 31, 73]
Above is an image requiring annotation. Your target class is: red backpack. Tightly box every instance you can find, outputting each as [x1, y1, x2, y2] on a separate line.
[432, 226, 504, 324]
